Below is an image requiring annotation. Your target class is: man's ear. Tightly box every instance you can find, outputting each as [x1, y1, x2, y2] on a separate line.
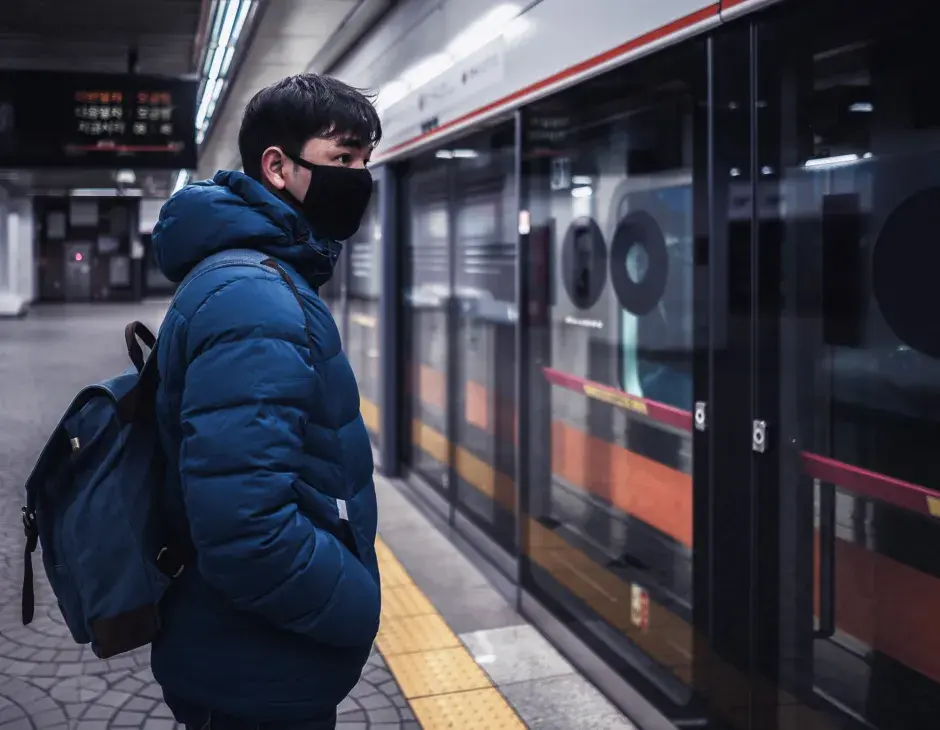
[260, 147, 289, 190]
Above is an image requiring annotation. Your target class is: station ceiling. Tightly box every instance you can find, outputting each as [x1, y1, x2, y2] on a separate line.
[0, 0, 206, 75]
[196, 0, 391, 180]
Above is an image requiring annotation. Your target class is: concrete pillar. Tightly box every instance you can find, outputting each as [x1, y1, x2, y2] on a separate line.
[0, 198, 33, 317]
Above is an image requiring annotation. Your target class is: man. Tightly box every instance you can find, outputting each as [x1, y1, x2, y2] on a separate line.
[149, 73, 382, 730]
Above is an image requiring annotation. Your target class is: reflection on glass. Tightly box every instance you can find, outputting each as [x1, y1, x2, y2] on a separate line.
[451, 123, 518, 551]
[617, 184, 693, 411]
[403, 163, 451, 492]
[524, 48, 697, 704]
[318, 226, 346, 339]
[767, 1, 940, 726]
[346, 185, 381, 445]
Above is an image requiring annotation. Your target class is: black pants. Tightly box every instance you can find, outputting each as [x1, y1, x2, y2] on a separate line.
[164, 693, 337, 730]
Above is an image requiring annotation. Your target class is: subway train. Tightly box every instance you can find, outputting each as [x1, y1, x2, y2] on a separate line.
[318, 0, 940, 727]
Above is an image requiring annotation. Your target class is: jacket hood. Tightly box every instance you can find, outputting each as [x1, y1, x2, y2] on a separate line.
[151, 170, 341, 287]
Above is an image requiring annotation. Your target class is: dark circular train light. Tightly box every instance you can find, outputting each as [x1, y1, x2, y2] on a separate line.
[610, 210, 669, 316]
[561, 217, 607, 309]
[873, 186, 940, 359]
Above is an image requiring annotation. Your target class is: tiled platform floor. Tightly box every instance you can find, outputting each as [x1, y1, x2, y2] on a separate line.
[0, 302, 636, 730]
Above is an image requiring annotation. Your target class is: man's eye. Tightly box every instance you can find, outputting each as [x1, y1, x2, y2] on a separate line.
[337, 154, 352, 165]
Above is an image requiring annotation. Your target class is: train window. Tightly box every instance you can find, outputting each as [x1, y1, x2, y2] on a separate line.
[522, 39, 702, 704]
[760, 0, 940, 726]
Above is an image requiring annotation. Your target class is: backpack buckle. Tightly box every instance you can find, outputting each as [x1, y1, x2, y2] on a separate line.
[22, 507, 38, 553]
[22, 507, 36, 536]
[156, 546, 185, 579]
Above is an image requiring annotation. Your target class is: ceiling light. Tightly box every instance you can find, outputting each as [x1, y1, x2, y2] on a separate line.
[196, 78, 218, 129]
[215, 0, 243, 67]
[220, 46, 236, 77]
[400, 53, 454, 90]
[803, 154, 860, 169]
[447, 4, 520, 59]
[70, 188, 143, 197]
[172, 170, 191, 195]
[376, 80, 411, 114]
[230, 0, 253, 46]
[502, 15, 530, 41]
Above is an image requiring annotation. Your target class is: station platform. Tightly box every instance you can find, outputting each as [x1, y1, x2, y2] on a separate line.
[0, 303, 635, 730]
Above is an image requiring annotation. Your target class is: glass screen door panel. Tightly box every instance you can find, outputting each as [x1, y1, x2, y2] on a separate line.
[519, 36, 715, 725]
[450, 122, 519, 552]
[319, 233, 347, 339]
[346, 184, 382, 446]
[755, 1, 940, 728]
[402, 162, 452, 493]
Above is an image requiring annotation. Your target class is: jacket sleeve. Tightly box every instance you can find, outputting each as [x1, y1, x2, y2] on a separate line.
[177, 273, 379, 646]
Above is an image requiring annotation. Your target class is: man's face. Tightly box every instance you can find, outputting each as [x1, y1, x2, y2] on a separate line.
[262, 134, 373, 203]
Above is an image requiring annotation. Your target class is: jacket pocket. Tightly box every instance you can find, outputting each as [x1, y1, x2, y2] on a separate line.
[336, 488, 379, 587]
[292, 479, 363, 563]
[335, 500, 361, 561]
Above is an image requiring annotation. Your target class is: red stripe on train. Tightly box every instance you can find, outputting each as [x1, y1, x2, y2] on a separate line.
[541, 366, 694, 431]
[541, 366, 940, 518]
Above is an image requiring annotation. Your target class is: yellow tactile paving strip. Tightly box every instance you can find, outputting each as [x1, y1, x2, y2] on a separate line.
[387, 647, 491, 697]
[375, 537, 527, 729]
[379, 614, 460, 655]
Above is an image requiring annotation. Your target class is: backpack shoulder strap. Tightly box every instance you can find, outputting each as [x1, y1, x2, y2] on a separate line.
[125, 249, 273, 370]
[257, 256, 317, 354]
[173, 248, 272, 305]
[176, 250, 315, 355]
[133, 250, 317, 401]
[133, 249, 273, 377]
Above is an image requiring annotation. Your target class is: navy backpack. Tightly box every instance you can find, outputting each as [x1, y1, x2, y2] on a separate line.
[20, 249, 293, 658]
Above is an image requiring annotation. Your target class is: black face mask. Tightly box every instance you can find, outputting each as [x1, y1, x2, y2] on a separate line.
[284, 152, 373, 241]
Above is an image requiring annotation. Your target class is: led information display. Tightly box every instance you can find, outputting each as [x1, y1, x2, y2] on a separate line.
[0, 70, 197, 169]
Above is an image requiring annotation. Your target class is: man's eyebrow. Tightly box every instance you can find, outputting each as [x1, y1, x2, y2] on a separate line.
[335, 135, 365, 149]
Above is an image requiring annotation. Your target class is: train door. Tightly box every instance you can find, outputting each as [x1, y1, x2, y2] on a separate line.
[711, 1, 940, 728]
[400, 121, 520, 555]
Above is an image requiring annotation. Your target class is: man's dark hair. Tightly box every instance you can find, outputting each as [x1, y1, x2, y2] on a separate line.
[238, 73, 382, 181]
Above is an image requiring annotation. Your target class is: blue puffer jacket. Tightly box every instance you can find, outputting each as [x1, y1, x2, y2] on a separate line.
[149, 170, 380, 722]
